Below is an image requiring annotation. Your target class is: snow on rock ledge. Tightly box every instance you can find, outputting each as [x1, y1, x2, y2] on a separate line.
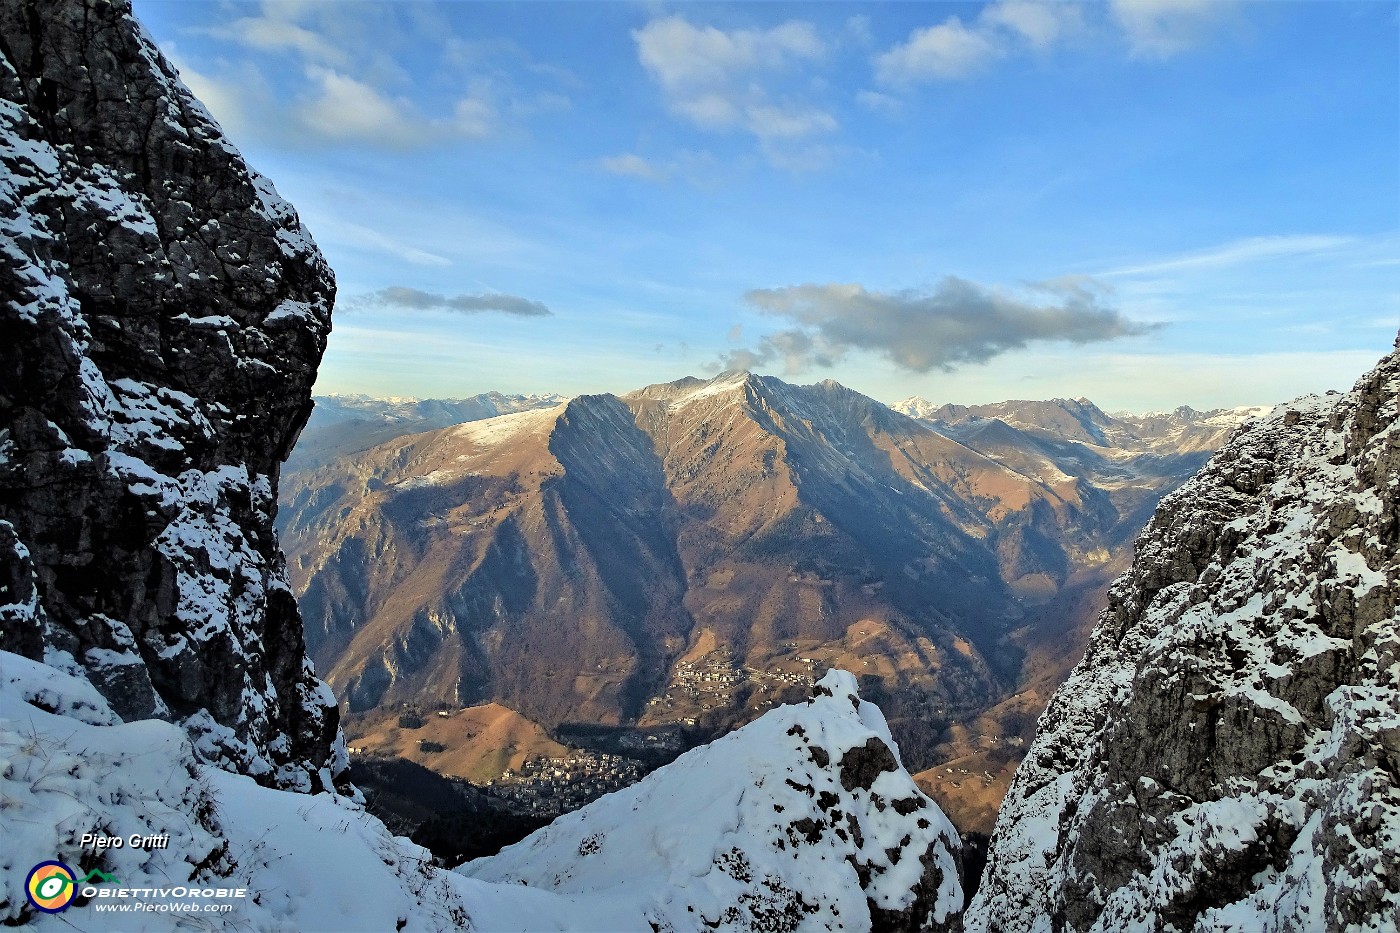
[0, 0, 340, 790]
[3, 657, 960, 931]
[464, 669, 965, 932]
[0, 650, 473, 930]
[969, 341, 1400, 933]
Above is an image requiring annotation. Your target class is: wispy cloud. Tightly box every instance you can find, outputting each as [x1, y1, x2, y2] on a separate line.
[631, 14, 838, 168]
[872, 0, 1231, 91]
[177, 1, 567, 150]
[598, 153, 667, 182]
[873, 1, 1084, 87]
[1109, 0, 1234, 60]
[165, 47, 259, 140]
[347, 286, 551, 316]
[1100, 234, 1355, 277]
[875, 17, 1003, 84]
[634, 16, 825, 95]
[294, 67, 500, 148]
[323, 220, 452, 268]
[205, 12, 350, 67]
[982, 1, 1086, 50]
[721, 277, 1158, 374]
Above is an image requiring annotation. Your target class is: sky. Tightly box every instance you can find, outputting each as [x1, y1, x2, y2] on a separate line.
[132, 0, 1400, 411]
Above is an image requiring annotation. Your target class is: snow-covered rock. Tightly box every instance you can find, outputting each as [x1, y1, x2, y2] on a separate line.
[464, 668, 964, 932]
[0, 0, 340, 789]
[2, 654, 961, 931]
[969, 341, 1400, 933]
[0, 650, 475, 930]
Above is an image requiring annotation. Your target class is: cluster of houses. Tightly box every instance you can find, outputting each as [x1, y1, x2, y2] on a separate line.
[484, 751, 645, 817]
[646, 649, 820, 720]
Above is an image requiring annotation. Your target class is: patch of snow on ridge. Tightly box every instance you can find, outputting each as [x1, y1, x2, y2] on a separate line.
[451, 403, 565, 447]
[392, 469, 463, 491]
[2, 654, 961, 931]
[671, 370, 754, 407]
[464, 668, 965, 931]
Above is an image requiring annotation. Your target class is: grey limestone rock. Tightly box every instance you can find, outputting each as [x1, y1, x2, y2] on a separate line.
[968, 340, 1400, 932]
[0, 0, 343, 792]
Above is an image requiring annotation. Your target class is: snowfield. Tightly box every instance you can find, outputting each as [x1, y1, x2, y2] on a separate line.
[1, 656, 962, 931]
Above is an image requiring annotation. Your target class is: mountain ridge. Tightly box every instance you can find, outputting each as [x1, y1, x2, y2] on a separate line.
[280, 370, 1251, 832]
[969, 341, 1400, 932]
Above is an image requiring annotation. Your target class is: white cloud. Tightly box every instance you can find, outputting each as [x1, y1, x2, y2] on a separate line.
[323, 217, 452, 267]
[845, 15, 874, 47]
[1109, 0, 1230, 59]
[1100, 235, 1356, 277]
[981, 1, 1084, 50]
[871, 1, 1234, 92]
[875, 17, 1001, 84]
[290, 67, 505, 148]
[168, 1, 567, 152]
[856, 90, 902, 115]
[633, 16, 825, 92]
[747, 103, 839, 141]
[211, 15, 349, 67]
[631, 14, 838, 164]
[164, 48, 257, 140]
[674, 92, 745, 130]
[599, 154, 667, 182]
[297, 67, 430, 146]
[452, 95, 497, 139]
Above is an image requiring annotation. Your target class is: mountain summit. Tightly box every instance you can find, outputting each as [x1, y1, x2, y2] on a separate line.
[281, 371, 1227, 809]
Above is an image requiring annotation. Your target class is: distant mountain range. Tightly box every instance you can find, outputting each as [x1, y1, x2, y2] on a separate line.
[892, 396, 1273, 454]
[277, 375, 1267, 829]
[285, 392, 565, 474]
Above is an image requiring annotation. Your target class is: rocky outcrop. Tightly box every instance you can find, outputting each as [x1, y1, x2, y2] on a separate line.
[464, 669, 966, 932]
[0, 0, 342, 791]
[969, 341, 1400, 932]
[3, 650, 960, 930]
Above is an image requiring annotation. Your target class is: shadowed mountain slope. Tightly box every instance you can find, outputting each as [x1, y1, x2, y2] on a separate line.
[282, 374, 1248, 802]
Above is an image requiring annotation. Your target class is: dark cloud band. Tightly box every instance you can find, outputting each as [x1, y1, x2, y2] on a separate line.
[347, 285, 551, 317]
[721, 277, 1158, 374]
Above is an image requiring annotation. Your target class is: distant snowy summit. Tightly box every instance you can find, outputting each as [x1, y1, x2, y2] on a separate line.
[891, 395, 1271, 454]
[313, 391, 566, 425]
[284, 391, 566, 473]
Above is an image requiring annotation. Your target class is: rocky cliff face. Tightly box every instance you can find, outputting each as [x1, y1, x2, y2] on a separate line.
[0, 0, 343, 791]
[969, 342, 1400, 932]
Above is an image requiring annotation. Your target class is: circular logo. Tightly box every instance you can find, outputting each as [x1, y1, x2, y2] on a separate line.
[26, 861, 78, 913]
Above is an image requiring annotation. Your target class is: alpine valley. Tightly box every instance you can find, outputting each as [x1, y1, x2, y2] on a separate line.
[279, 376, 1262, 830]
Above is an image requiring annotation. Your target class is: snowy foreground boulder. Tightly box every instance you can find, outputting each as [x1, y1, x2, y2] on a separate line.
[463, 668, 964, 931]
[2, 656, 961, 931]
[969, 343, 1400, 933]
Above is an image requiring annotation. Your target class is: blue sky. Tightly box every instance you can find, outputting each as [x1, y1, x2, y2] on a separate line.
[134, 1, 1399, 410]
